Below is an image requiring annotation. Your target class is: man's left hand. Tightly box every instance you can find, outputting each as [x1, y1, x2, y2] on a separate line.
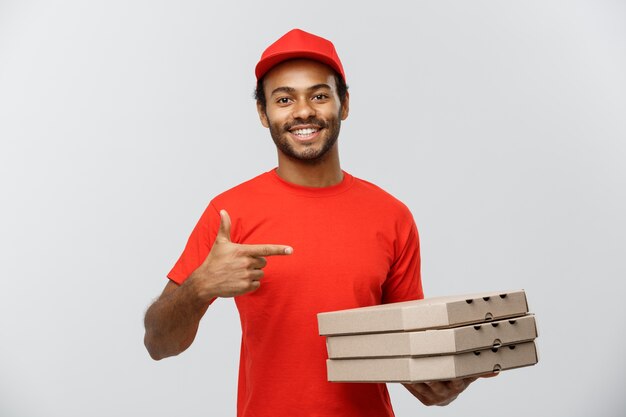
[402, 373, 498, 406]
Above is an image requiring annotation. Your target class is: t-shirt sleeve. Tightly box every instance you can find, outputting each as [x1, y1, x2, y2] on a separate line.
[167, 202, 221, 285]
[381, 218, 424, 304]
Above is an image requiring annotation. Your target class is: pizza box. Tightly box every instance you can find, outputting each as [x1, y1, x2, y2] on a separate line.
[326, 341, 538, 383]
[318, 290, 528, 336]
[326, 314, 537, 358]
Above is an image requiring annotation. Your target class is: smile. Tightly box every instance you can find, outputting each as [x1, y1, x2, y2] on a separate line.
[292, 128, 318, 136]
[289, 127, 321, 141]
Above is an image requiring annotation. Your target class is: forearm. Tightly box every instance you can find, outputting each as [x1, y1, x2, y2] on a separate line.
[143, 279, 211, 360]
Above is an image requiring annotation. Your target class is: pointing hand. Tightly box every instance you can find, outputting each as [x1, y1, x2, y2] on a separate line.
[186, 210, 293, 300]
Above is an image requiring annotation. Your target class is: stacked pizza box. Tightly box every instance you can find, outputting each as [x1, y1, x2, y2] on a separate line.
[317, 290, 538, 383]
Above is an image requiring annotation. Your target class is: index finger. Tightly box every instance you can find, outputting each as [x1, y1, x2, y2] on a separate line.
[238, 244, 293, 257]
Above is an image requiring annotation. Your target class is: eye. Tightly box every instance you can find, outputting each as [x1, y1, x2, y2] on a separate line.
[313, 94, 329, 101]
[276, 97, 292, 105]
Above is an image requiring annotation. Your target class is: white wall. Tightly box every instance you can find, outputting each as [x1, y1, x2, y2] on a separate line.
[1, 1, 624, 416]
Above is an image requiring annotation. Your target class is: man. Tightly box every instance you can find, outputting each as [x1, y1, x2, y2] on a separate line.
[144, 29, 485, 416]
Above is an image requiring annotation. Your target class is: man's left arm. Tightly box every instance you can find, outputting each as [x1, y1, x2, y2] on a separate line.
[384, 215, 498, 405]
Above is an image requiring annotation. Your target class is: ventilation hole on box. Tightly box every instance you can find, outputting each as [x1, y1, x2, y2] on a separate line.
[493, 364, 502, 373]
[509, 319, 517, 325]
[491, 322, 499, 327]
[474, 325, 482, 330]
[509, 345, 516, 350]
[491, 347, 499, 353]
[474, 351, 481, 356]
[483, 296, 490, 301]
[466, 299, 473, 304]
[499, 294, 507, 298]
[493, 339, 502, 348]
[485, 313, 493, 321]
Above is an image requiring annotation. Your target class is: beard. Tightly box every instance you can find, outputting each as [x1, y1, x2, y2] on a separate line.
[267, 110, 342, 165]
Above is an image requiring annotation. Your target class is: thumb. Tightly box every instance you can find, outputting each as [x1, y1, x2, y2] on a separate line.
[216, 209, 232, 243]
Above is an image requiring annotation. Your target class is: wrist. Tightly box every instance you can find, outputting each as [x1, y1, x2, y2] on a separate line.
[182, 272, 217, 307]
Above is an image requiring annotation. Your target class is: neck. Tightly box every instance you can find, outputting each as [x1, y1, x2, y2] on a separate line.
[275, 146, 343, 187]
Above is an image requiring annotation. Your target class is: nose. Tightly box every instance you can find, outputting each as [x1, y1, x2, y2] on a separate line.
[291, 99, 316, 120]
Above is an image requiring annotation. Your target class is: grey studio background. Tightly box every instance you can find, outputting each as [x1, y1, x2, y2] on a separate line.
[1, 1, 625, 416]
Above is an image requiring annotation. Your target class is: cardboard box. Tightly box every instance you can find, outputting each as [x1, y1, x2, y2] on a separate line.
[327, 341, 538, 383]
[326, 314, 537, 358]
[318, 290, 528, 336]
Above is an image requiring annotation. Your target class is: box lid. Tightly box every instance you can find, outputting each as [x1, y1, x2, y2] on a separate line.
[318, 289, 528, 336]
[326, 314, 537, 358]
[327, 341, 538, 383]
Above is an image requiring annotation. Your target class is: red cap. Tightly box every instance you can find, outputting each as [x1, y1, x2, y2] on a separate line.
[255, 29, 345, 82]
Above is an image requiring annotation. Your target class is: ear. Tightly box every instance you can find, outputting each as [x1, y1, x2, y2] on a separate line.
[256, 101, 269, 128]
[340, 91, 350, 120]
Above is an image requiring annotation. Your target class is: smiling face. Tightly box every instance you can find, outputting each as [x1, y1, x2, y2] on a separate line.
[257, 59, 349, 164]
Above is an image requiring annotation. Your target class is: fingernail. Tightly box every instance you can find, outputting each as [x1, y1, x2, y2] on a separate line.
[285, 247, 293, 255]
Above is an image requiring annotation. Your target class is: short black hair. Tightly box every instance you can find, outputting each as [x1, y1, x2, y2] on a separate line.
[254, 71, 348, 112]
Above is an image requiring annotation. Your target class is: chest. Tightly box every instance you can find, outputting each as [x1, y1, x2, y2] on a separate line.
[232, 198, 398, 317]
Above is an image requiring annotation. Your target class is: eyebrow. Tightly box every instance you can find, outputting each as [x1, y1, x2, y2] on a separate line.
[270, 83, 332, 97]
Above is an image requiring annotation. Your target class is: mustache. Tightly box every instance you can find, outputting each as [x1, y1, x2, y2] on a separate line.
[283, 117, 329, 131]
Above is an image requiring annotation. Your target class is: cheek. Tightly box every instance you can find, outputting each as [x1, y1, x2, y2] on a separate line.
[268, 115, 282, 129]
[264, 109, 286, 126]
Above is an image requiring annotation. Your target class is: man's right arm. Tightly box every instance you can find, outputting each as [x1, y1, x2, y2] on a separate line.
[143, 209, 293, 360]
[143, 279, 211, 360]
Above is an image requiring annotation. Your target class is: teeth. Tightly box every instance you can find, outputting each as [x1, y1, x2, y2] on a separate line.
[292, 128, 318, 136]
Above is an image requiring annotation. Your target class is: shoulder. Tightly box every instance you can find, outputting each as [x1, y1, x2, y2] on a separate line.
[350, 175, 414, 221]
[210, 171, 274, 204]
[191, 171, 273, 224]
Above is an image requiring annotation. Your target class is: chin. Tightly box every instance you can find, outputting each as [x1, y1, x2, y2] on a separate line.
[285, 140, 334, 162]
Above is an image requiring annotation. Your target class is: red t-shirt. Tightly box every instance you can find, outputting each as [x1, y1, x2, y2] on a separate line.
[168, 169, 423, 417]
